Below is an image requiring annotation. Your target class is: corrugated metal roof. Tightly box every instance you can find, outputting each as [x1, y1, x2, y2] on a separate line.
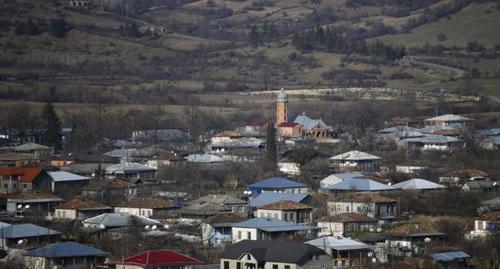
[293, 115, 331, 131]
[48, 171, 89, 182]
[185, 154, 225, 163]
[425, 114, 473, 122]
[105, 162, 156, 173]
[431, 251, 470, 262]
[0, 223, 61, 238]
[392, 178, 445, 190]
[325, 179, 393, 191]
[24, 242, 108, 258]
[233, 217, 317, 232]
[249, 193, 309, 208]
[330, 151, 381, 161]
[83, 213, 159, 228]
[307, 236, 372, 251]
[249, 177, 307, 189]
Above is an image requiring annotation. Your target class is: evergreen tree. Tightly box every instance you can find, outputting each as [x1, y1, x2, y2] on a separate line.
[42, 101, 62, 150]
[265, 123, 277, 163]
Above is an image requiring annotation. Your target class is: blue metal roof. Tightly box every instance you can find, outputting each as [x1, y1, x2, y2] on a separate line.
[0, 223, 61, 239]
[233, 217, 317, 232]
[24, 241, 108, 258]
[248, 177, 307, 189]
[431, 251, 470, 262]
[324, 179, 394, 191]
[249, 193, 309, 208]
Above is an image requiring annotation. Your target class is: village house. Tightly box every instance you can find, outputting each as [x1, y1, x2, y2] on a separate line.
[47, 171, 90, 194]
[247, 177, 309, 198]
[398, 135, 465, 151]
[220, 240, 330, 269]
[201, 213, 248, 247]
[320, 172, 365, 189]
[116, 249, 203, 269]
[307, 236, 373, 268]
[386, 221, 446, 257]
[317, 213, 378, 237]
[23, 241, 109, 269]
[461, 180, 500, 192]
[0, 223, 61, 250]
[327, 192, 398, 219]
[0, 167, 49, 193]
[131, 128, 190, 143]
[0, 153, 40, 167]
[231, 217, 318, 243]
[50, 151, 119, 168]
[54, 196, 113, 221]
[430, 251, 470, 269]
[114, 197, 176, 218]
[82, 212, 160, 230]
[423, 114, 475, 129]
[105, 162, 157, 181]
[392, 178, 446, 191]
[466, 211, 500, 239]
[277, 159, 301, 176]
[185, 153, 226, 165]
[320, 178, 394, 194]
[294, 113, 336, 139]
[439, 169, 491, 185]
[10, 143, 54, 162]
[178, 194, 248, 219]
[5, 191, 63, 219]
[255, 200, 313, 224]
[277, 122, 302, 140]
[330, 150, 382, 171]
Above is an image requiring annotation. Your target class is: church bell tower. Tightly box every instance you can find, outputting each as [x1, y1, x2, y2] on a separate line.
[276, 88, 288, 125]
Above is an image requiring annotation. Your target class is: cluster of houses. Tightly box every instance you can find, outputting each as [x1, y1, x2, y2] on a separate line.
[0, 90, 496, 269]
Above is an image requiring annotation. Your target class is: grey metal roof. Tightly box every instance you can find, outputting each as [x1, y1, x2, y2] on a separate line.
[425, 114, 473, 122]
[431, 251, 470, 262]
[105, 162, 156, 173]
[379, 126, 419, 134]
[13, 143, 51, 151]
[82, 212, 160, 228]
[233, 217, 317, 232]
[0, 223, 61, 239]
[277, 89, 288, 102]
[24, 241, 108, 258]
[249, 193, 309, 208]
[185, 154, 225, 163]
[392, 178, 445, 190]
[210, 137, 264, 149]
[325, 179, 394, 191]
[47, 171, 89, 182]
[293, 115, 331, 132]
[402, 135, 462, 144]
[330, 150, 381, 161]
[307, 236, 372, 251]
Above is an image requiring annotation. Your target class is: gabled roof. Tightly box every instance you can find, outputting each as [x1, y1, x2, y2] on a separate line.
[321, 172, 365, 188]
[13, 143, 51, 151]
[233, 217, 317, 232]
[249, 177, 307, 189]
[387, 221, 444, 237]
[83, 213, 160, 228]
[213, 130, 241, 138]
[402, 135, 462, 144]
[278, 122, 298, 128]
[424, 114, 473, 122]
[245, 119, 268, 127]
[249, 193, 309, 208]
[307, 236, 372, 251]
[105, 162, 156, 173]
[115, 197, 174, 209]
[442, 169, 490, 178]
[325, 179, 394, 191]
[318, 213, 377, 223]
[330, 151, 381, 161]
[0, 153, 38, 161]
[431, 251, 470, 262]
[379, 126, 419, 134]
[331, 192, 396, 203]
[0, 167, 44, 183]
[259, 200, 312, 211]
[203, 213, 248, 226]
[83, 179, 136, 191]
[0, 223, 61, 239]
[293, 115, 331, 131]
[179, 195, 246, 216]
[24, 242, 108, 258]
[120, 249, 203, 266]
[478, 210, 500, 221]
[56, 196, 111, 210]
[47, 171, 89, 182]
[392, 178, 445, 190]
[221, 240, 324, 264]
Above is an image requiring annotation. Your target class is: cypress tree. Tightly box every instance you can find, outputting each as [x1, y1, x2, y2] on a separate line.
[265, 123, 277, 162]
[42, 101, 62, 150]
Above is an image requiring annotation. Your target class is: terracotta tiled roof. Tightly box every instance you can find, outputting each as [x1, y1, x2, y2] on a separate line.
[278, 122, 298, 128]
[83, 179, 136, 191]
[442, 169, 489, 178]
[115, 197, 174, 209]
[259, 200, 312, 210]
[387, 221, 441, 236]
[0, 167, 44, 183]
[204, 213, 248, 225]
[56, 196, 110, 210]
[333, 192, 396, 203]
[479, 211, 500, 221]
[319, 213, 377, 223]
[5, 191, 63, 201]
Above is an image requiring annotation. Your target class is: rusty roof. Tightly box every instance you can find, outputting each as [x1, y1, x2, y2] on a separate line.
[203, 213, 248, 225]
[387, 221, 442, 237]
[56, 196, 110, 210]
[332, 192, 396, 203]
[83, 179, 136, 191]
[5, 191, 63, 201]
[0, 167, 44, 183]
[259, 200, 312, 210]
[115, 197, 174, 209]
[479, 211, 500, 221]
[319, 213, 377, 223]
[442, 169, 490, 178]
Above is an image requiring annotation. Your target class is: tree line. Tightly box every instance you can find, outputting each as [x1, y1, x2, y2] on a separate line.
[291, 25, 406, 60]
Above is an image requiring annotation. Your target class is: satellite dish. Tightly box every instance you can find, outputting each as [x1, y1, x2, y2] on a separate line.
[151, 225, 157, 230]
[164, 224, 170, 229]
[17, 205, 22, 209]
[371, 258, 377, 263]
[424, 237, 431, 243]
[367, 252, 373, 257]
[24, 205, 30, 209]
[376, 228, 382, 233]
[145, 225, 150, 230]
[388, 182, 392, 186]
[99, 223, 106, 229]
[17, 239, 24, 245]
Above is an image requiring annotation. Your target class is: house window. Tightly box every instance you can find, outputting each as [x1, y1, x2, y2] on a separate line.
[273, 265, 278, 269]
[236, 262, 241, 269]
[284, 213, 288, 221]
[274, 213, 278, 219]
[223, 261, 229, 269]
[346, 206, 350, 212]
[247, 231, 251, 239]
[238, 206, 244, 213]
[247, 255, 251, 260]
[285, 265, 291, 269]
[3, 184, 7, 189]
[238, 231, 242, 239]
[260, 212, 265, 217]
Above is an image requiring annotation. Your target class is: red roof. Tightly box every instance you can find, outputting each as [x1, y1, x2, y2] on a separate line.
[278, 122, 298, 128]
[120, 249, 203, 267]
[0, 167, 44, 183]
